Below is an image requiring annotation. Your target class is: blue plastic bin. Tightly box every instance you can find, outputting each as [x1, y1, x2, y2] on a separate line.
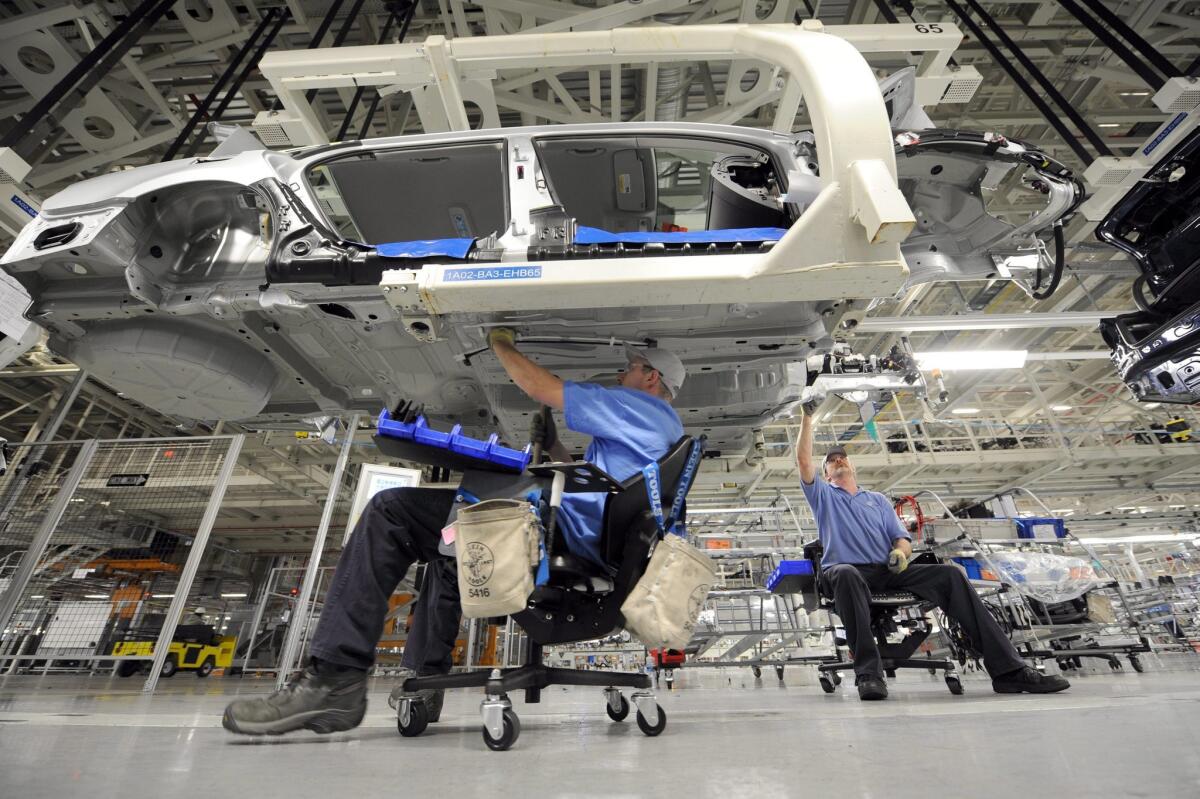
[766, 559, 814, 594]
[951, 557, 983, 580]
[1013, 517, 1066, 540]
[375, 409, 532, 472]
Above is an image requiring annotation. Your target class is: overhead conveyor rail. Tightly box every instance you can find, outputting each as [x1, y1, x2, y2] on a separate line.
[257, 22, 946, 314]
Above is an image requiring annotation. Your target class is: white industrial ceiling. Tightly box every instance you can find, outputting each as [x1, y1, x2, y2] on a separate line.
[1, 0, 1198, 555]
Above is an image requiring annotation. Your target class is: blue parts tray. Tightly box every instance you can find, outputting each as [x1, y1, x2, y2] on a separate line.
[1012, 517, 1067, 539]
[765, 559, 815, 594]
[375, 408, 532, 473]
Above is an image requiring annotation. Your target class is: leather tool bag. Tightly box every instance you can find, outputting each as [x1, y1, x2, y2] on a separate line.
[620, 534, 716, 650]
[455, 498, 541, 618]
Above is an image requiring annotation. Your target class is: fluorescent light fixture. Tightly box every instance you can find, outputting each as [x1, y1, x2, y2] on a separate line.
[29, 595, 44, 599]
[1051, 405, 1072, 411]
[1097, 123, 1122, 128]
[221, 593, 248, 598]
[951, 407, 981, 415]
[152, 594, 175, 599]
[1120, 91, 1150, 96]
[1078, 533, 1200, 545]
[915, 350, 1027, 371]
[84, 595, 108, 600]
[1143, 402, 1161, 409]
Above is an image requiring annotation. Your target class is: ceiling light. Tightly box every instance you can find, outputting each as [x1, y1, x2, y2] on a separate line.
[951, 407, 981, 414]
[1119, 92, 1150, 96]
[221, 593, 247, 599]
[1143, 402, 1161, 409]
[1078, 533, 1200, 545]
[1097, 123, 1122, 128]
[915, 350, 1027, 371]
[1051, 404, 1072, 411]
[84, 595, 108, 600]
[152, 594, 175, 599]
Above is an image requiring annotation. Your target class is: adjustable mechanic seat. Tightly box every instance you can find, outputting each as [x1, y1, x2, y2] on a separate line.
[392, 434, 703, 750]
[804, 541, 964, 695]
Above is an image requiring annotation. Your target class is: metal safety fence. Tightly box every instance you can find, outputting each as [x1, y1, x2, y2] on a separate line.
[0, 435, 243, 692]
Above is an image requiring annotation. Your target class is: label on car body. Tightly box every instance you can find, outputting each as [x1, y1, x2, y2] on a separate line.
[1143, 112, 1187, 157]
[442, 265, 542, 282]
[10, 194, 37, 218]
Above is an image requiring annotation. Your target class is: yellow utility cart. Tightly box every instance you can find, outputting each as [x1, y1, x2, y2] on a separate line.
[112, 635, 236, 678]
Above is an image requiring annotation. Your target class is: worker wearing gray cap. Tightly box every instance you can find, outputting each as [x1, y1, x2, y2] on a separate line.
[223, 329, 685, 737]
[795, 399, 1068, 701]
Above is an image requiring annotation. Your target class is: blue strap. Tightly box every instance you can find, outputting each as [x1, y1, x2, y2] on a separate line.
[456, 489, 481, 505]
[642, 462, 666, 533]
[574, 226, 788, 245]
[376, 237, 474, 259]
[665, 440, 704, 536]
[535, 542, 550, 586]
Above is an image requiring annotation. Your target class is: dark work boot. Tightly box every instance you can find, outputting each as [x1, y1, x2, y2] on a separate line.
[855, 674, 888, 701]
[992, 666, 1070, 694]
[388, 667, 444, 722]
[222, 659, 367, 736]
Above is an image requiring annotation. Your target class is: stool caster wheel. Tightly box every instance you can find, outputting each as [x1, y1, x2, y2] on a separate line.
[397, 698, 429, 738]
[775, 665, 785, 681]
[605, 691, 630, 721]
[945, 675, 964, 695]
[636, 706, 667, 736]
[752, 666, 762, 679]
[1129, 655, 1144, 673]
[482, 708, 520, 751]
[819, 675, 837, 694]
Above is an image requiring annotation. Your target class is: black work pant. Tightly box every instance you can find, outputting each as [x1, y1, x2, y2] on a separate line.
[822, 563, 1026, 679]
[310, 487, 462, 673]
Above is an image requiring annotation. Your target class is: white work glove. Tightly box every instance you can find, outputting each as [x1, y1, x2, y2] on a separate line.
[887, 548, 909, 574]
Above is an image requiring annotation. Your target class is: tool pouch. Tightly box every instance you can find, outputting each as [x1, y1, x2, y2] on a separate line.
[620, 534, 716, 650]
[455, 499, 541, 618]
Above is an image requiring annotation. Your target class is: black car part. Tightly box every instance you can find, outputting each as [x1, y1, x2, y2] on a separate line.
[1097, 130, 1200, 404]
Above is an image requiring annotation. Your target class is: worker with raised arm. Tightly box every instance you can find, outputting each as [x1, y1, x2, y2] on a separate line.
[222, 328, 685, 737]
[795, 397, 1069, 701]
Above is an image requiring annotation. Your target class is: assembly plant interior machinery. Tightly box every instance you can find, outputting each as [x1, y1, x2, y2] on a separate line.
[1, 0, 1199, 794]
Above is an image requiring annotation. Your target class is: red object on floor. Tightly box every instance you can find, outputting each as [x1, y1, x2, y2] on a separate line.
[651, 648, 685, 667]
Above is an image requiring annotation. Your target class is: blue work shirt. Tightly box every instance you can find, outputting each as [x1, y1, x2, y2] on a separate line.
[559, 381, 684, 569]
[800, 472, 910, 566]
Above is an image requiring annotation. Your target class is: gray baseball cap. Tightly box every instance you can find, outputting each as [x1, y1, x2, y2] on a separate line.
[624, 345, 686, 396]
[823, 445, 848, 464]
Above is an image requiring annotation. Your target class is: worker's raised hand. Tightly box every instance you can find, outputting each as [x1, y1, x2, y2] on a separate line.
[799, 386, 825, 417]
[488, 327, 517, 349]
[887, 548, 909, 574]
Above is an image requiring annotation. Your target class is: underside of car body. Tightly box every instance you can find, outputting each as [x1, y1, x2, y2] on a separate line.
[0, 116, 1083, 455]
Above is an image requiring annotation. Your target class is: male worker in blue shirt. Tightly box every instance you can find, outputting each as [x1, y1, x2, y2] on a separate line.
[796, 401, 1069, 701]
[222, 329, 685, 736]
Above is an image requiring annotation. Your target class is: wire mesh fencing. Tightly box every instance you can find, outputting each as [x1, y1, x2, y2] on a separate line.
[0, 435, 242, 689]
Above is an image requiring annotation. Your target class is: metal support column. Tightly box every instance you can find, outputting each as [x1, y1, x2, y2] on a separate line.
[275, 414, 360, 688]
[0, 439, 98, 638]
[239, 556, 277, 674]
[142, 435, 245, 693]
